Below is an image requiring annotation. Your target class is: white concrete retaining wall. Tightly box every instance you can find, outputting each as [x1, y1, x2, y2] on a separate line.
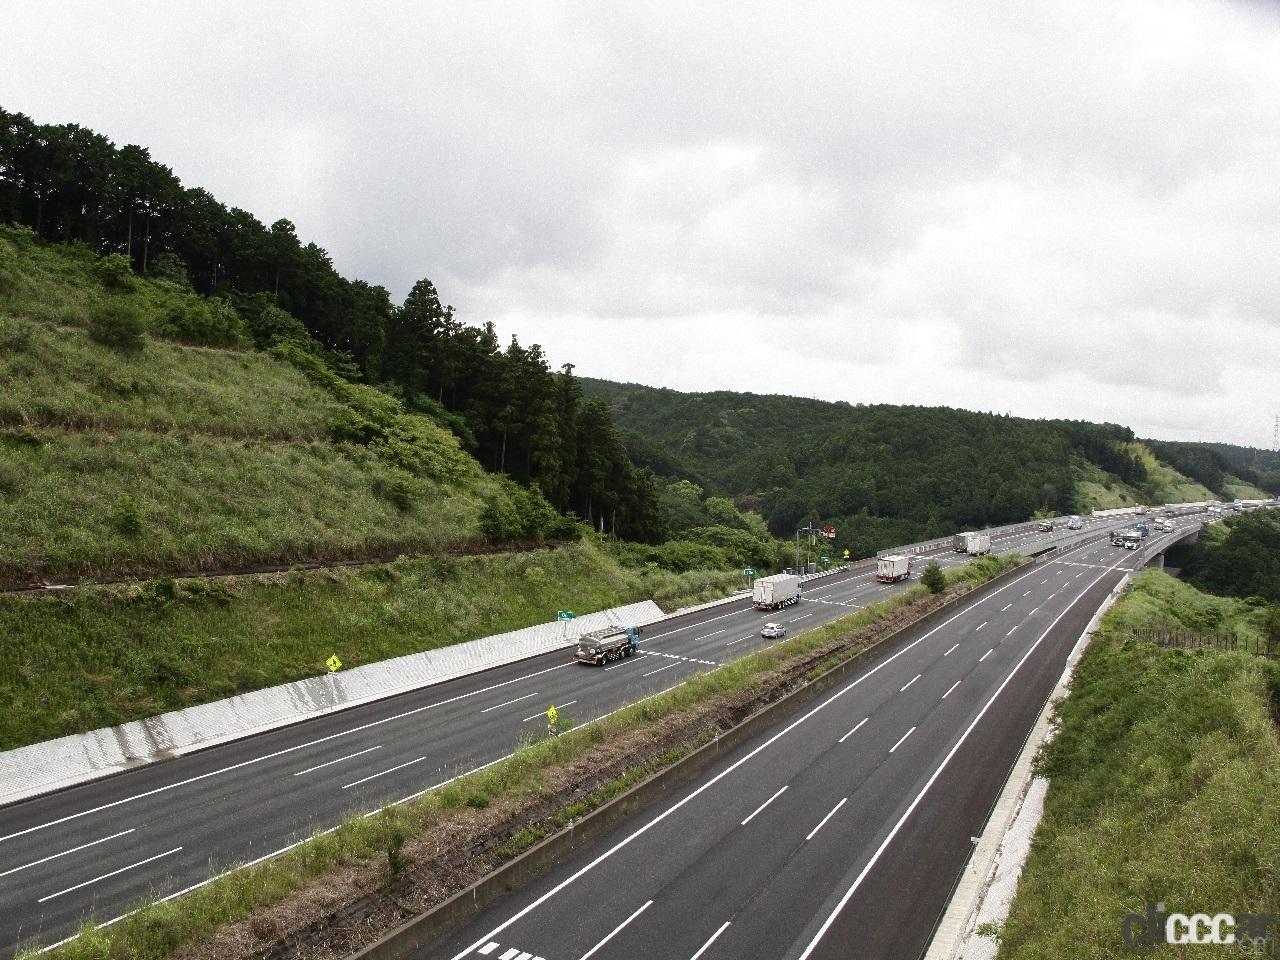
[0, 600, 665, 806]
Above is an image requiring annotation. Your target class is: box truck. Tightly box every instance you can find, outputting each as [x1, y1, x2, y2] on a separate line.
[876, 554, 912, 583]
[752, 573, 802, 611]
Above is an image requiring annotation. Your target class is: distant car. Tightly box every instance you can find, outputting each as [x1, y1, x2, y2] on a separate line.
[1066, 516, 1083, 530]
[1125, 539, 1139, 550]
[760, 622, 787, 639]
[1036, 519, 1055, 532]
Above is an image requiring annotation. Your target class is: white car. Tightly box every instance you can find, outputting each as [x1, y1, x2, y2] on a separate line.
[760, 622, 787, 639]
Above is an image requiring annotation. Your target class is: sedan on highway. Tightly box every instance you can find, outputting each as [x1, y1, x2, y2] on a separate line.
[760, 622, 787, 639]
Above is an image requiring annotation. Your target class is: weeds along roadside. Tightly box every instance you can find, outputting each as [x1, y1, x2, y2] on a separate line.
[993, 569, 1280, 960]
[31, 554, 1025, 960]
[0, 542, 744, 750]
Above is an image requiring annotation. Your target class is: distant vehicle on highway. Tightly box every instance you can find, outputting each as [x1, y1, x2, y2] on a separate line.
[753, 573, 802, 611]
[573, 625, 641, 666]
[952, 531, 991, 555]
[876, 554, 913, 583]
[760, 622, 787, 639]
[1036, 519, 1055, 532]
[1066, 516, 1083, 530]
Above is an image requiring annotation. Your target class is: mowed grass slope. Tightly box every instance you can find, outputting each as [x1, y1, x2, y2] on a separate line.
[997, 571, 1280, 959]
[0, 541, 742, 750]
[0, 235, 494, 584]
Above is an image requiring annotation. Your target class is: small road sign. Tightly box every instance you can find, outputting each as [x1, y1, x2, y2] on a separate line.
[743, 567, 756, 577]
[326, 654, 342, 672]
[556, 610, 574, 620]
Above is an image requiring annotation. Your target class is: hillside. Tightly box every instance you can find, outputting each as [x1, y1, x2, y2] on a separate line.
[0, 228, 747, 747]
[584, 378, 1223, 556]
[0, 228, 509, 585]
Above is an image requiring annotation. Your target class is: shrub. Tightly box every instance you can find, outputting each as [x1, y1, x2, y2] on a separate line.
[113, 494, 144, 536]
[95, 252, 136, 290]
[0, 460, 23, 498]
[162, 297, 249, 347]
[921, 561, 945, 593]
[480, 478, 575, 542]
[88, 301, 147, 352]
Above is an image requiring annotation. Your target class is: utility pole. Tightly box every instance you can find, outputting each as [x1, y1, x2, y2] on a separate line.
[1273, 414, 1279, 452]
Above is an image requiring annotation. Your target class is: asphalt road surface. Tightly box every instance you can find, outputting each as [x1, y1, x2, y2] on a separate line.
[418, 524, 1198, 960]
[0, 515, 1191, 954]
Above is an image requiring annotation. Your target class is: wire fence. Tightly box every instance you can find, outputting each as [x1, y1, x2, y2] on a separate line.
[1129, 626, 1279, 659]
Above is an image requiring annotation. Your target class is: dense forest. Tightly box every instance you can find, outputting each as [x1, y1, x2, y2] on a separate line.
[1183, 511, 1280, 603]
[0, 107, 662, 540]
[583, 379, 1243, 557]
[1143, 439, 1277, 498]
[5, 105, 1264, 566]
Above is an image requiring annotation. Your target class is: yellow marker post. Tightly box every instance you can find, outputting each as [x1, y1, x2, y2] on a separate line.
[326, 654, 342, 672]
[546, 704, 559, 727]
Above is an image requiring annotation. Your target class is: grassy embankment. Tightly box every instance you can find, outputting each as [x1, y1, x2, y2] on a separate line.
[996, 569, 1280, 959]
[0, 541, 743, 750]
[0, 224, 494, 586]
[33, 554, 1025, 960]
[0, 307, 488, 584]
[0, 230, 746, 749]
[1072, 444, 1222, 513]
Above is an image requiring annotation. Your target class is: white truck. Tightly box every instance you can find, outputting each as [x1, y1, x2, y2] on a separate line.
[876, 554, 912, 583]
[961, 532, 991, 555]
[752, 573, 802, 611]
[573, 625, 641, 666]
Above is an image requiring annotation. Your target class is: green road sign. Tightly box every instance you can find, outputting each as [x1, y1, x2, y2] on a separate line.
[821, 556, 830, 564]
[326, 654, 342, 672]
[743, 567, 756, 576]
[556, 610, 574, 620]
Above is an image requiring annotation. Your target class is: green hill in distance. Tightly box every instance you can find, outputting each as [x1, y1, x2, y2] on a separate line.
[582, 377, 1259, 558]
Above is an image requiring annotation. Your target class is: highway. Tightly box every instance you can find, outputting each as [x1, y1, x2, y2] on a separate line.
[0, 514, 1180, 954]
[418, 522, 1199, 960]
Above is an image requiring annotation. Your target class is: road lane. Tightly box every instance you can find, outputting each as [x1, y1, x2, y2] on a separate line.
[0, 515, 1188, 952]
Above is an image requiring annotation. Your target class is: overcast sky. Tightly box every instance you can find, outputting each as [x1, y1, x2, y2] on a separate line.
[5, 0, 1279, 447]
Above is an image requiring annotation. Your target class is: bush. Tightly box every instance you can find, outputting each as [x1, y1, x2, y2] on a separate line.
[95, 252, 135, 290]
[88, 301, 148, 352]
[921, 561, 945, 593]
[480, 478, 577, 542]
[162, 298, 249, 347]
[113, 494, 144, 536]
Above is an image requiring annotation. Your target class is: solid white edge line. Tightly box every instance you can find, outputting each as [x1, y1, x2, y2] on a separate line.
[40, 534, 1112, 954]
[480, 691, 541, 714]
[794, 551, 1126, 959]
[838, 717, 869, 743]
[445, 532, 1124, 958]
[0, 660, 576, 844]
[0, 828, 136, 879]
[888, 727, 916, 753]
[293, 745, 383, 776]
[576, 899, 653, 960]
[741, 785, 789, 826]
[37, 847, 183, 903]
[341, 755, 426, 790]
[805, 797, 848, 841]
[688, 920, 731, 960]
